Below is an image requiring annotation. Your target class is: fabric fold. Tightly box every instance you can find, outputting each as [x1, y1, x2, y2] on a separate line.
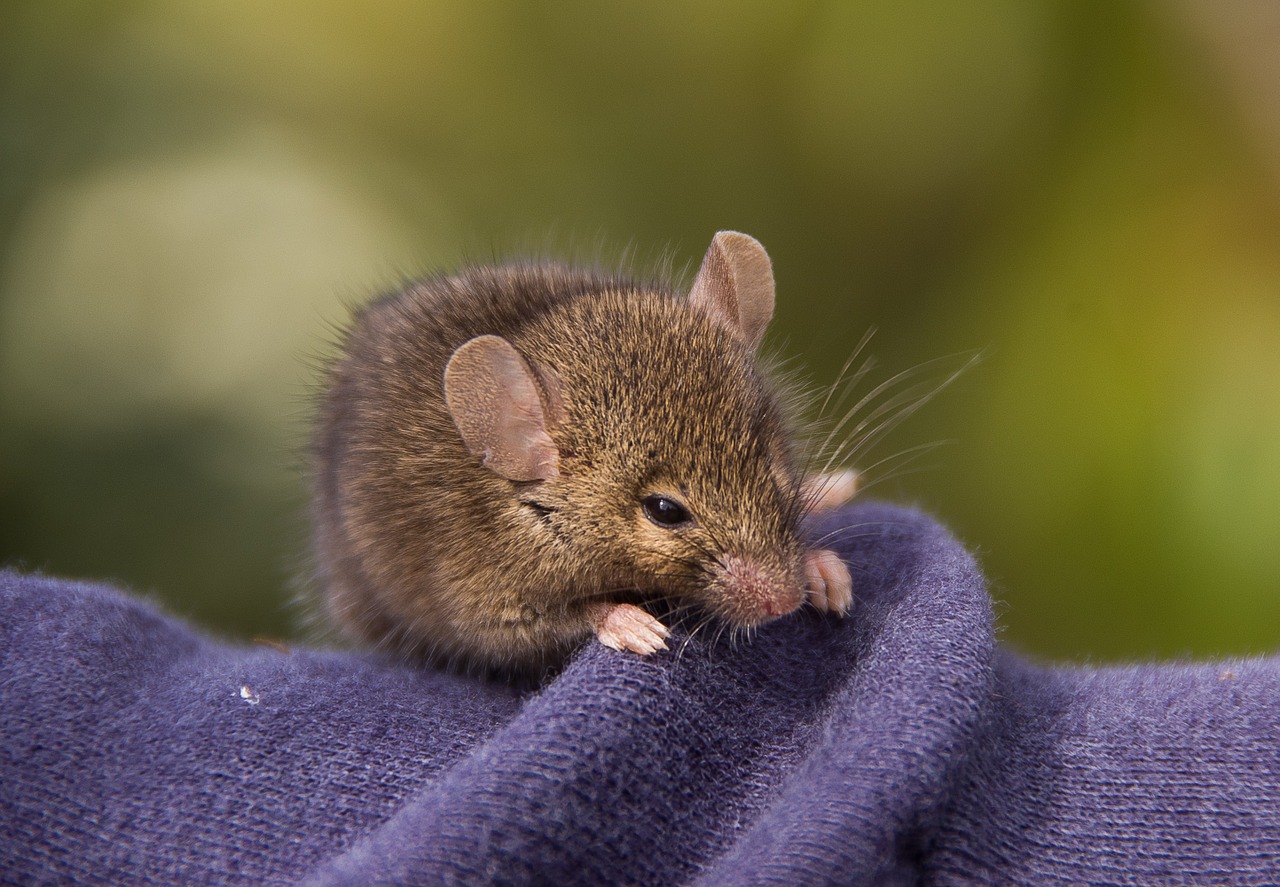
[692, 506, 998, 886]
[3, 502, 1278, 886]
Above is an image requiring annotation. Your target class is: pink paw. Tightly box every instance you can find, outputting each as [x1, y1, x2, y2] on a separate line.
[804, 549, 853, 617]
[591, 603, 670, 655]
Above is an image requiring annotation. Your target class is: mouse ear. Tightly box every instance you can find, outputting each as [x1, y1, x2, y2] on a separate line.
[687, 231, 775, 351]
[801, 469, 858, 515]
[444, 335, 560, 482]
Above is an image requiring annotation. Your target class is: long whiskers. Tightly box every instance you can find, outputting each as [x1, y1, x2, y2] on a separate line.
[817, 328, 879, 421]
[845, 440, 948, 496]
[799, 348, 978, 510]
[819, 352, 971, 473]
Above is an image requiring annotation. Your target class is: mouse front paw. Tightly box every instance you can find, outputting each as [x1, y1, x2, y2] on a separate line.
[588, 602, 670, 655]
[804, 549, 853, 617]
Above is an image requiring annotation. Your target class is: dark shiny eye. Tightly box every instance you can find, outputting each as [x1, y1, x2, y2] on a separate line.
[642, 494, 693, 528]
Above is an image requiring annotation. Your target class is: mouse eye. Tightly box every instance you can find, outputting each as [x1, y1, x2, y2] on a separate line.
[642, 494, 693, 529]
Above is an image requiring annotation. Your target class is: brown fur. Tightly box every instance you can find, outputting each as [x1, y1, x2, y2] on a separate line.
[311, 250, 821, 678]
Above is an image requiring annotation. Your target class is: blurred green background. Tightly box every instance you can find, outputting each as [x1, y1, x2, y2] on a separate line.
[2, 1, 1278, 661]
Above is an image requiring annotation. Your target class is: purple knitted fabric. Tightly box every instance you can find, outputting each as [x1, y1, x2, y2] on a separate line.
[2, 503, 1277, 885]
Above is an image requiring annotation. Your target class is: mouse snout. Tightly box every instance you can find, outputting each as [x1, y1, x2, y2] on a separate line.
[716, 553, 805, 625]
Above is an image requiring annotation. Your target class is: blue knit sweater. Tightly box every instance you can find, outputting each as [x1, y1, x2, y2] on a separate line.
[2, 503, 1277, 884]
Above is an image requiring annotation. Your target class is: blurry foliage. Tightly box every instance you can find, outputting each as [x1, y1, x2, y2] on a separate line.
[2, 1, 1278, 658]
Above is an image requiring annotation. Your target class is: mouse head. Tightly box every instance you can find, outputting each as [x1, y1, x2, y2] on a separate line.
[443, 232, 853, 626]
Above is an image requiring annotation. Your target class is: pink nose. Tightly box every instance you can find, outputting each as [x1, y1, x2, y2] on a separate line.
[720, 554, 804, 622]
[761, 597, 793, 618]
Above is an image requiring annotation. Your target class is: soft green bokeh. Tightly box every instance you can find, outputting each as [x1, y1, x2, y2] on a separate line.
[2, 1, 1277, 659]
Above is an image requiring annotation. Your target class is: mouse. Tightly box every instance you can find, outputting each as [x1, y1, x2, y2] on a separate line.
[310, 231, 855, 678]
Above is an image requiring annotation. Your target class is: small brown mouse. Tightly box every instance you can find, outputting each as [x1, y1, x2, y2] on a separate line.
[311, 231, 855, 678]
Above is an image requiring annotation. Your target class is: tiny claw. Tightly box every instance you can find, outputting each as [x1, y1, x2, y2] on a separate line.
[590, 602, 670, 656]
[804, 549, 853, 618]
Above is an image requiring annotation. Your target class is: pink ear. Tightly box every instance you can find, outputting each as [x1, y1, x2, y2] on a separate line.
[801, 469, 858, 514]
[687, 231, 775, 350]
[443, 335, 560, 481]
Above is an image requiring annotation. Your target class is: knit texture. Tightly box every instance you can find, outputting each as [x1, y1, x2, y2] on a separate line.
[2, 503, 1277, 885]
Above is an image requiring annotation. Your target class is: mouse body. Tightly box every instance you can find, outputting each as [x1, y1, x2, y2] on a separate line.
[311, 232, 854, 677]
